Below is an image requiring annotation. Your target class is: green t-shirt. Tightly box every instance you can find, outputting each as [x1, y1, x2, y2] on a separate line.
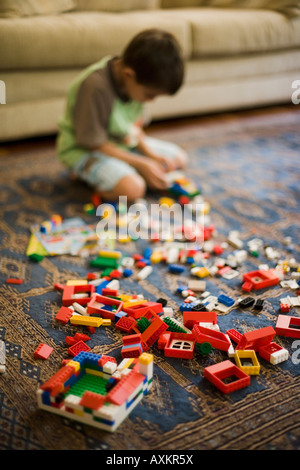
[57, 56, 144, 169]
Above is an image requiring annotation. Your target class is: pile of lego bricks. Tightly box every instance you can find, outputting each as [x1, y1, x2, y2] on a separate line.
[29, 218, 299, 431]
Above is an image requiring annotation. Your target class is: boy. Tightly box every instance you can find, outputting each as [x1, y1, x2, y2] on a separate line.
[57, 28, 187, 202]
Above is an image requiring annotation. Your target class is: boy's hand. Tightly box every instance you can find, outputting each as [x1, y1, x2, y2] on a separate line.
[148, 153, 177, 173]
[135, 158, 169, 190]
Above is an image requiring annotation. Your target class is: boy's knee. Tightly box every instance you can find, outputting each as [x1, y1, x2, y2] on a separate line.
[115, 173, 146, 201]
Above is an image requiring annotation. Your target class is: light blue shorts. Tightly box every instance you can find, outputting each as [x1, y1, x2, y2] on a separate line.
[73, 136, 186, 192]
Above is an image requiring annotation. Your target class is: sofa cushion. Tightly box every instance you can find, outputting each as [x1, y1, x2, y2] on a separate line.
[155, 8, 300, 56]
[161, 0, 300, 17]
[208, 0, 300, 18]
[0, 11, 191, 70]
[0, 0, 75, 18]
[75, 0, 160, 12]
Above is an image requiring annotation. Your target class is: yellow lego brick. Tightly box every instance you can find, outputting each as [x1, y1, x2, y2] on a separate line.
[85, 368, 104, 377]
[118, 236, 131, 243]
[66, 279, 88, 286]
[66, 360, 81, 373]
[159, 197, 176, 207]
[150, 252, 163, 264]
[195, 267, 210, 278]
[70, 315, 103, 327]
[123, 300, 147, 308]
[121, 358, 135, 370]
[74, 409, 84, 417]
[102, 319, 111, 326]
[234, 350, 260, 375]
[139, 353, 153, 365]
[98, 250, 122, 259]
[119, 294, 135, 301]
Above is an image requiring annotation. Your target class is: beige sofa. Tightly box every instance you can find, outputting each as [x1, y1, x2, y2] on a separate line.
[1, 0, 300, 142]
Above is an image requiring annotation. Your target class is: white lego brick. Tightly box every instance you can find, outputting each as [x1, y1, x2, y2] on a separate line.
[121, 257, 134, 268]
[270, 349, 289, 365]
[163, 307, 174, 317]
[280, 279, 299, 289]
[137, 266, 152, 280]
[0, 340, 6, 373]
[72, 302, 87, 315]
[188, 280, 206, 292]
[198, 322, 220, 331]
[106, 279, 120, 290]
[103, 361, 118, 375]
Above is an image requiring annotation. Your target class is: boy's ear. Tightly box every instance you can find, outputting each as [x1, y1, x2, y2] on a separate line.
[123, 66, 136, 81]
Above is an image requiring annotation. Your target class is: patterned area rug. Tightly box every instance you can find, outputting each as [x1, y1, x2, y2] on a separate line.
[0, 107, 300, 451]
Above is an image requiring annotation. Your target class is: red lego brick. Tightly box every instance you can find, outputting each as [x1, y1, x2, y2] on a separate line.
[62, 284, 95, 307]
[34, 343, 53, 360]
[183, 311, 217, 329]
[123, 302, 163, 319]
[115, 316, 137, 333]
[101, 288, 118, 297]
[65, 336, 78, 346]
[242, 270, 279, 291]
[73, 332, 91, 342]
[258, 342, 286, 362]
[41, 365, 75, 395]
[275, 315, 300, 338]
[86, 293, 123, 320]
[280, 303, 291, 313]
[98, 355, 117, 368]
[236, 326, 275, 351]
[55, 306, 73, 324]
[121, 343, 144, 358]
[80, 391, 106, 410]
[53, 282, 65, 291]
[226, 328, 243, 344]
[68, 340, 91, 357]
[192, 324, 231, 352]
[204, 360, 250, 394]
[106, 370, 145, 406]
[6, 278, 23, 284]
[109, 269, 122, 279]
[123, 333, 142, 346]
[141, 312, 168, 349]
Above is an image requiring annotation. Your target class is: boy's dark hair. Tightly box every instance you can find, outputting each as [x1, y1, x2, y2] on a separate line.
[122, 29, 184, 95]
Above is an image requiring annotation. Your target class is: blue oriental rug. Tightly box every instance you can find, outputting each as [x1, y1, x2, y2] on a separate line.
[0, 106, 299, 451]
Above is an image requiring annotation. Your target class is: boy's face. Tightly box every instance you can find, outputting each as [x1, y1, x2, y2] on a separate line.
[123, 67, 165, 103]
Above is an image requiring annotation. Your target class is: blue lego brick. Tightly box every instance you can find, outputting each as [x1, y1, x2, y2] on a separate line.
[144, 247, 152, 259]
[41, 390, 51, 406]
[169, 264, 185, 274]
[123, 268, 133, 278]
[95, 280, 110, 294]
[114, 310, 128, 322]
[218, 294, 235, 307]
[177, 284, 188, 293]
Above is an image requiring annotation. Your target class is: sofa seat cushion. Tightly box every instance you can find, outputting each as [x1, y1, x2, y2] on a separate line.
[154, 8, 300, 56]
[0, 11, 191, 70]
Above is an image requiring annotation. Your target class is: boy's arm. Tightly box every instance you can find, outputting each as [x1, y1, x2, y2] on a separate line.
[136, 130, 177, 172]
[96, 141, 168, 190]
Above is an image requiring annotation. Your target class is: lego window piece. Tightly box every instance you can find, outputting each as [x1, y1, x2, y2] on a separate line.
[37, 352, 153, 432]
[86, 294, 123, 321]
[275, 315, 300, 338]
[234, 350, 260, 375]
[242, 269, 279, 291]
[62, 284, 95, 307]
[204, 360, 250, 394]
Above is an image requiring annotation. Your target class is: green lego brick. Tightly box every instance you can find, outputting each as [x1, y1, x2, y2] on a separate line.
[90, 257, 119, 269]
[65, 373, 108, 398]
